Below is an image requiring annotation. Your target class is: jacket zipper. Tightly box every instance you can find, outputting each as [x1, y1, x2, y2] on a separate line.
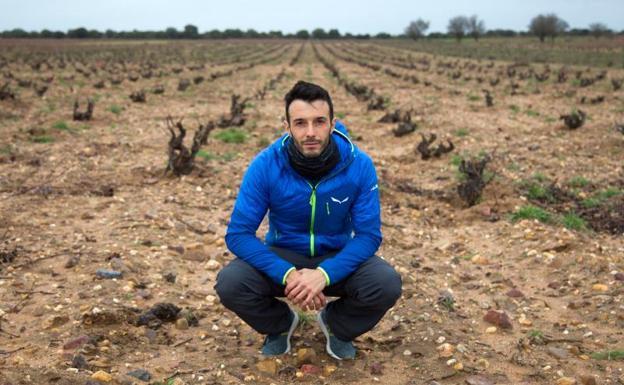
[308, 184, 317, 256]
[284, 129, 356, 257]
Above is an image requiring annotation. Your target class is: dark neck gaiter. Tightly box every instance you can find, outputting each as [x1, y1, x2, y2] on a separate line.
[286, 135, 341, 183]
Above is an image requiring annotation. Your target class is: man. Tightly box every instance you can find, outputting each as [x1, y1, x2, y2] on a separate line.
[215, 80, 401, 360]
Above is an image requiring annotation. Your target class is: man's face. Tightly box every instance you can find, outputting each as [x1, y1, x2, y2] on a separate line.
[284, 99, 335, 157]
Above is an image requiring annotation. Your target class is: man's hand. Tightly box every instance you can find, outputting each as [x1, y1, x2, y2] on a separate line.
[285, 268, 327, 309]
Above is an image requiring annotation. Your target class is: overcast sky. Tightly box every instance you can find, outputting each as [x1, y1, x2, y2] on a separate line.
[1, 0, 622, 34]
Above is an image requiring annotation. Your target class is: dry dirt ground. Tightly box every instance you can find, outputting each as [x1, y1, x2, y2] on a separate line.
[1, 40, 623, 385]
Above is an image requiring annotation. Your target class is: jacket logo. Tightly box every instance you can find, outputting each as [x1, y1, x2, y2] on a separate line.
[331, 196, 349, 204]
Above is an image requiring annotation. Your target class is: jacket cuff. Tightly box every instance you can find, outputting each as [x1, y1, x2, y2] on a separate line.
[282, 267, 296, 285]
[316, 266, 331, 286]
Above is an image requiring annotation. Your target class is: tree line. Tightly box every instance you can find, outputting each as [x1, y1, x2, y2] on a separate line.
[405, 14, 618, 42]
[0, 16, 619, 40]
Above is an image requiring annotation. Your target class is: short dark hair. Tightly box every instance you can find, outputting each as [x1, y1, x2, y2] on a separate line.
[284, 80, 334, 124]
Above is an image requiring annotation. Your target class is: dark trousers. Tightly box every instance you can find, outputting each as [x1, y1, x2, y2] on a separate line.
[214, 246, 402, 341]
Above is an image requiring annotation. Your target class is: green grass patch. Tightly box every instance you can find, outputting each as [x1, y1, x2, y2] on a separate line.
[195, 149, 216, 160]
[581, 197, 601, 208]
[450, 154, 462, 167]
[52, 121, 70, 131]
[510, 205, 552, 223]
[454, 128, 469, 137]
[467, 93, 480, 102]
[595, 187, 622, 200]
[109, 105, 122, 115]
[525, 109, 540, 117]
[509, 104, 520, 114]
[214, 128, 247, 144]
[31, 135, 54, 143]
[567, 176, 590, 188]
[561, 212, 587, 231]
[0, 144, 14, 155]
[581, 187, 623, 208]
[591, 350, 624, 361]
[335, 112, 346, 119]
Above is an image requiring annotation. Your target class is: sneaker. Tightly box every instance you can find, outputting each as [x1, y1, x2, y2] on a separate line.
[261, 308, 299, 356]
[317, 308, 356, 360]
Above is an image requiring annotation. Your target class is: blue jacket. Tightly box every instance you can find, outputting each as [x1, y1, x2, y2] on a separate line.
[225, 120, 382, 285]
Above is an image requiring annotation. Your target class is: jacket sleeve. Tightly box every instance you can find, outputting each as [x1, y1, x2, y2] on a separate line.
[225, 152, 296, 285]
[318, 153, 382, 284]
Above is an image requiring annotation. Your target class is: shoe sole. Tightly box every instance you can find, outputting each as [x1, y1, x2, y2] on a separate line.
[284, 308, 299, 354]
[316, 310, 342, 360]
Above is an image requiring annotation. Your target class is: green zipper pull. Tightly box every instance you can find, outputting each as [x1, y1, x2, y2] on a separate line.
[309, 187, 317, 256]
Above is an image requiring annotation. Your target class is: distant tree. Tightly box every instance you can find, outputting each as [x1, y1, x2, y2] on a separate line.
[223, 29, 244, 38]
[183, 24, 199, 39]
[327, 29, 341, 39]
[295, 29, 310, 39]
[204, 29, 222, 39]
[405, 19, 430, 40]
[67, 27, 89, 38]
[375, 32, 392, 39]
[165, 27, 179, 39]
[245, 29, 260, 38]
[485, 29, 516, 37]
[267, 30, 283, 38]
[467, 15, 485, 40]
[448, 16, 469, 41]
[312, 28, 328, 39]
[529, 13, 568, 42]
[589, 22, 611, 38]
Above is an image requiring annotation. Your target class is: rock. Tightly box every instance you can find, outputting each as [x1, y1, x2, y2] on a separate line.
[168, 245, 185, 254]
[163, 272, 176, 283]
[615, 272, 624, 281]
[175, 318, 189, 330]
[96, 269, 123, 279]
[471, 255, 490, 265]
[295, 348, 316, 366]
[437, 343, 455, 358]
[485, 326, 497, 333]
[547, 347, 570, 360]
[475, 358, 489, 370]
[592, 284, 608, 292]
[91, 370, 112, 382]
[453, 362, 464, 371]
[579, 375, 597, 385]
[63, 335, 90, 350]
[483, 310, 513, 329]
[370, 361, 384, 375]
[300, 364, 321, 375]
[323, 364, 337, 376]
[403, 349, 412, 356]
[137, 302, 181, 328]
[178, 309, 199, 327]
[71, 354, 89, 369]
[65, 255, 80, 268]
[127, 369, 151, 382]
[465, 375, 494, 385]
[518, 314, 532, 326]
[44, 315, 69, 329]
[506, 288, 525, 298]
[256, 359, 277, 376]
[548, 281, 561, 289]
[205, 259, 221, 271]
[556, 378, 577, 385]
